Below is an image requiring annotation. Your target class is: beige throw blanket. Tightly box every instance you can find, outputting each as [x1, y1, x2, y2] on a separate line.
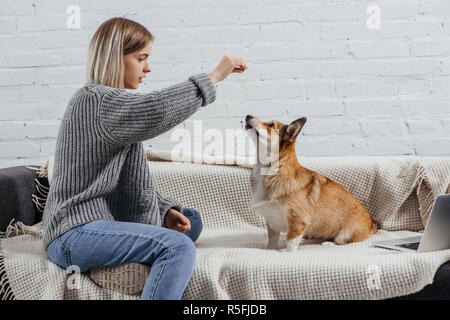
[1, 149, 450, 300]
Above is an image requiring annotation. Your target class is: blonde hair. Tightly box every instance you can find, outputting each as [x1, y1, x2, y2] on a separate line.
[86, 17, 154, 89]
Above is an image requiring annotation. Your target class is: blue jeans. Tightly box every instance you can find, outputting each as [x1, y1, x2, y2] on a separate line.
[46, 208, 203, 300]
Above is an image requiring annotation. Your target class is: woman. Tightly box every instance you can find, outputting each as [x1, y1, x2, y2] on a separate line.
[44, 17, 247, 300]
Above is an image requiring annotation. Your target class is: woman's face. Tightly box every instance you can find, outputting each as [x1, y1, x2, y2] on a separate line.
[123, 41, 152, 89]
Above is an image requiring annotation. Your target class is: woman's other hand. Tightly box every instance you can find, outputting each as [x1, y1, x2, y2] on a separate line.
[164, 208, 191, 233]
[209, 55, 248, 84]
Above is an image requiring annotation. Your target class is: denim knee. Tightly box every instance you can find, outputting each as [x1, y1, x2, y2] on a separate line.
[171, 232, 196, 265]
[173, 231, 196, 251]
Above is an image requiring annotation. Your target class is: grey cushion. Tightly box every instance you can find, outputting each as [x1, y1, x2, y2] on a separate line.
[0, 165, 44, 232]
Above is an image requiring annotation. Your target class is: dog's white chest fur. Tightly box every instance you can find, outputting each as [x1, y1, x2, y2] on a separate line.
[251, 168, 288, 232]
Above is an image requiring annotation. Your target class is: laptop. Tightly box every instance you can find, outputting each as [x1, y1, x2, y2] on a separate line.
[373, 194, 450, 252]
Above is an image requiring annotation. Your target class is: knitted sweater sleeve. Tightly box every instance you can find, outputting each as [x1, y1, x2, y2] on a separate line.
[98, 73, 216, 145]
[155, 189, 183, 227]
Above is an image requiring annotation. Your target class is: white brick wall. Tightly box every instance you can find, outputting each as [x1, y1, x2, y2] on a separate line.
[1, 0, 450, 169]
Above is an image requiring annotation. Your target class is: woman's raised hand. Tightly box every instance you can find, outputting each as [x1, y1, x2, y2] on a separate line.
[209, 55, 248, 84]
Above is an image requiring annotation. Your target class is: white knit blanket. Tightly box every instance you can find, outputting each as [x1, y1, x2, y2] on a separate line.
[1, 149, 450, 300]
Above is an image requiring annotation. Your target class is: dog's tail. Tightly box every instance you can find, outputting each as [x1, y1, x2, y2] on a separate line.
[370, 215, 378, 234]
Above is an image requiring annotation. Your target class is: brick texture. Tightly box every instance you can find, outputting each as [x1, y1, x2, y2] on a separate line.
[1, 0, 450, 168]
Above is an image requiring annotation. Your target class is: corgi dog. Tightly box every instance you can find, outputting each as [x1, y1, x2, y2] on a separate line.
[245, 115, 377, 251]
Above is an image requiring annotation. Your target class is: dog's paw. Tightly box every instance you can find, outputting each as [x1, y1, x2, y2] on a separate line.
[279, 243, 299, 252]
[321, 241, 337, 246]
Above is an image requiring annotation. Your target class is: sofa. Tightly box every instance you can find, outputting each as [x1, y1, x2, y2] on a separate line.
[1, 157, 450, 300]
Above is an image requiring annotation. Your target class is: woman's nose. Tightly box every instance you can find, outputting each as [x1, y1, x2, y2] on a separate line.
[144, 62, 151, 73]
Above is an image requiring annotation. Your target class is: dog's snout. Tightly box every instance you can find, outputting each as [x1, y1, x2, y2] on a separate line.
[245, 115, 254, 130]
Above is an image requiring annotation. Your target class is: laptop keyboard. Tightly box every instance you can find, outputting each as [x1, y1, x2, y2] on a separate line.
[396, 242, 420, 250]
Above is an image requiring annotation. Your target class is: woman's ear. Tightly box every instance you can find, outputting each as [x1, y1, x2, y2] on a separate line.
[285, 117, 307, 142]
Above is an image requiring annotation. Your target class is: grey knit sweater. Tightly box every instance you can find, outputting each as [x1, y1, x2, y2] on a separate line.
[42, 73, 216, 250]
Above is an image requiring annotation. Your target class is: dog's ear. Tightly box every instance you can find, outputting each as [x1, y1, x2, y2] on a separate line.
[285, 117, 307, 142]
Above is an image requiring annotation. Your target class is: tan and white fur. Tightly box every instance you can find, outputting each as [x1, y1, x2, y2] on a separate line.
[245, 115, 377, 251]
